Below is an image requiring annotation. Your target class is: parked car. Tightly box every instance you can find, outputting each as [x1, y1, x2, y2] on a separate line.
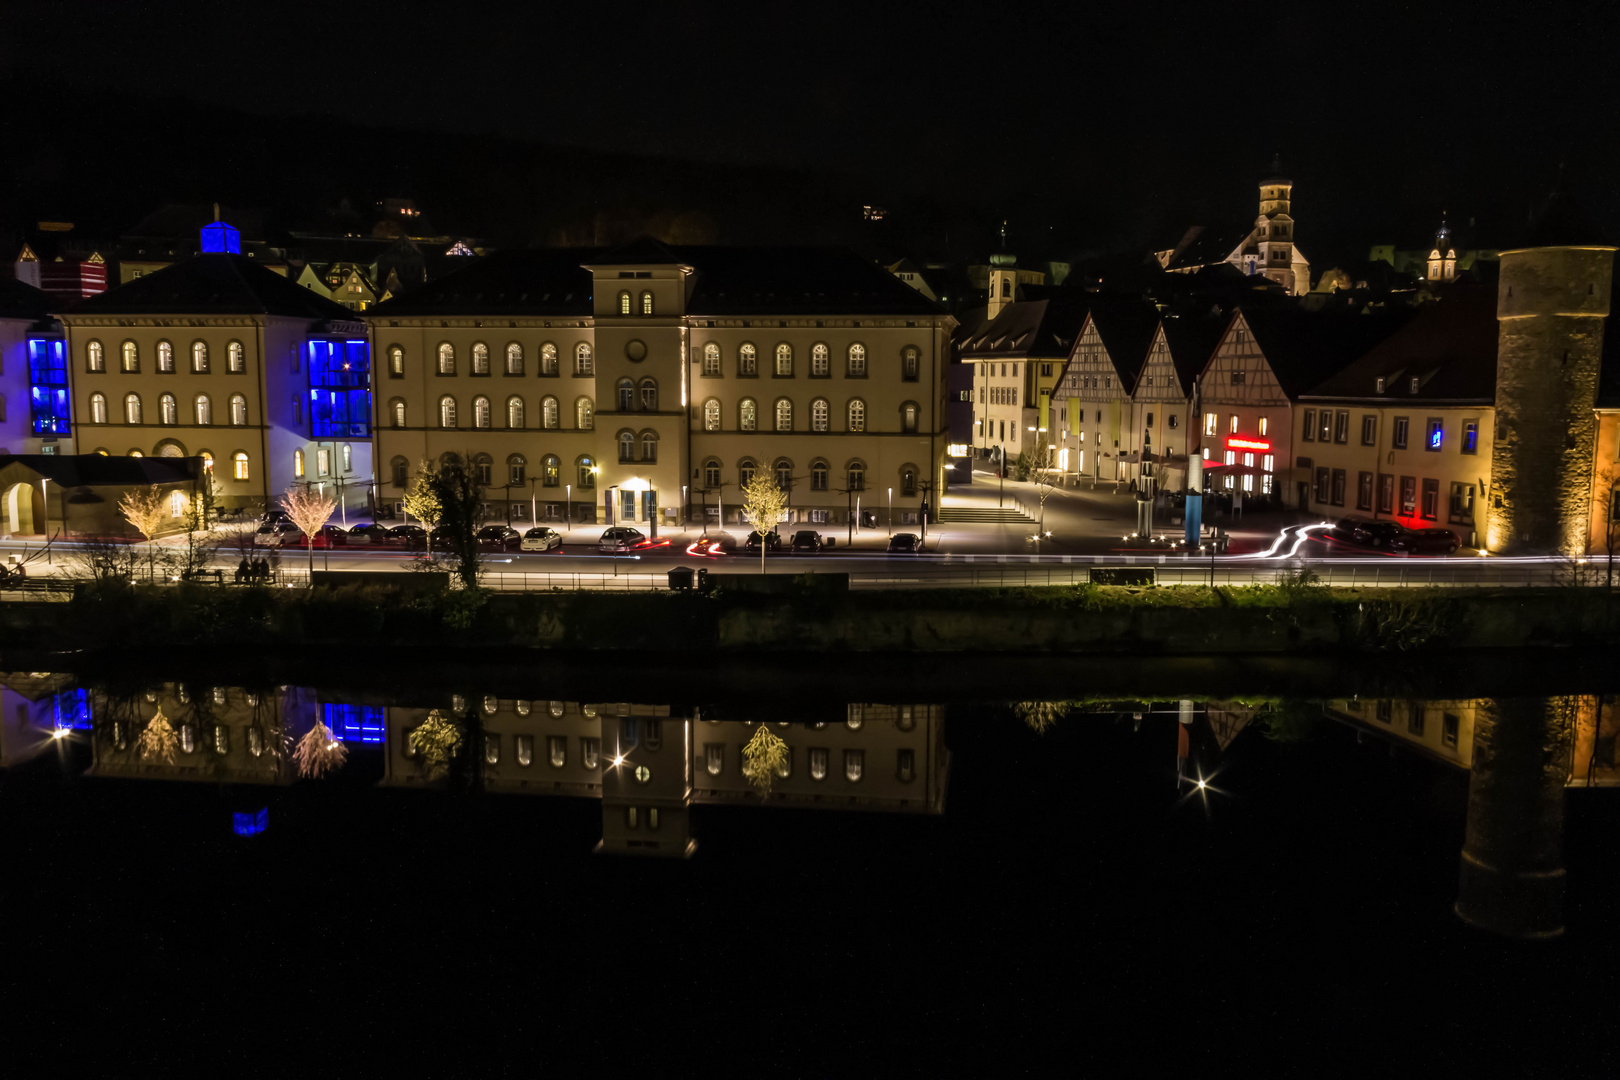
[1329, 517, 1375, 545]
[887, 533, 923, 554]
[744, 530, 783, 553]
[316, 524, 351, 547]
[347, 523, 393, 546]
[521, 527, 563, 552]
[1388, 524, 1461, 554]
[388, 524, 427, 550]
[260, 509, 292, 525]
[253, 522, 300, 547]
[429, 525, 457, 550]
[790, 530, 825, 553]
[599, 527, 646, 552]
[685, 533, 738, 557]
[476, 524, 523, 551]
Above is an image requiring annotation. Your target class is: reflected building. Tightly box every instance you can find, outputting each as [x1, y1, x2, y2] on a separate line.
[0, 672, 86, 768]
[86, 682, 316, 785]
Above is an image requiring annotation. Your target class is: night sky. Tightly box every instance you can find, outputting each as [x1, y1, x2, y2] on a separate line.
[4, 1, 1617, 264]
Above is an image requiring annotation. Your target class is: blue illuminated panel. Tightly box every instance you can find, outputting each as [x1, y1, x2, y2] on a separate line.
[307, 340, 371, 438]
[53, 688, 92, 730]
[323, 703, 384, 743]
[233, 807, 269, 837]
[201, 220, 241, 254]
[27, 338, 70, 435]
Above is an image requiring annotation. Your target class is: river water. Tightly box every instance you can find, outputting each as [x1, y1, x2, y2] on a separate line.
[1, 663, 1614, 1075]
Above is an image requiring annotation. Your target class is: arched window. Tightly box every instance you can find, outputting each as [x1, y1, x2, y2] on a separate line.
[641, 431, 658, 463]
[191, 341, 209, 373]
[505, 342, 523, 375]
[439, 396, 457, 428]
[847, 460, 866, 491]
[507, 453, 526, 484]
[639, 378, 657, 411]
[127, 449, 143, 457]
[739, 343, 757, 376]
[848, 398, 867, 431]
[845, 750, 864, 783]
[902, 345, 920, 381]
[88, 340, 105, 372]
[542, 455, 560, 487]
[225, 341, 244, 373]
[848, 343, 866, 376]
[541, 395, 559, 429]
[702, 342, 721, 376]
[739, 458, 757, 486]
[618, 430, 636, 462]
[901, 401, 918, 433]
[774, 459, 792, 490]
[618, 291, 632, 315]
[617, 378, 634, 411]
[472, 395, 491, 428]
[739, 398, 757, 431]
[640, 291, 653, 316]
[811, 342, 829, 376]
[774, 343, 792, 376]
[229, 394, 247, 425]
[294, 449, 305, 478]
[507, 396, 524, 428]
[342, 443, 352, 472]
[901, 466, 918, 497]
[121, 341, 139, 372]
[90, 393, 108, 424]
[576, 397, 594, 429]
[811, 398, 829, 432]
[157, 341, 175, 373]
[540, 342, 558, 376]
[198, 451, 214, 473]
[391, 456, 409, 487]
[472, 453, 493, 485]
[472, 342, 490, 375]
[703, 399, 721, 431]
[437, 343, 455, 375]
[574, 343, 593, 375]
[811, 460, 829, 491]
[159, 393, 178, 425]
[703, 459, 722, 489]
[195, 394, 212, 425]
[577, 456, 596, 488]
[232, 451, 250, 480]
[387, 345, 404, 377]
[388, 398, 405, 428]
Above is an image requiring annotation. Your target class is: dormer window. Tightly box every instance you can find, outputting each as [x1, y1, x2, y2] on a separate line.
[1376, 376, 1385, 393]
[1409, 377, 1420, 394]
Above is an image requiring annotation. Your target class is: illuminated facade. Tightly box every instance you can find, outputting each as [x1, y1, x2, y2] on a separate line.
[1155, 165, 1312, 297]
[0, 277, 66, 457]
[960, 287, 1088, 466]
[367, 240, 953, 530]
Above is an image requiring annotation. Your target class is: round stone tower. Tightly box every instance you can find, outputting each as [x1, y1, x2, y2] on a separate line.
[1486, 202, 1616, 555]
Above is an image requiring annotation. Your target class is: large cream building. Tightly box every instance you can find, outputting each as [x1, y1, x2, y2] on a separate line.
[366, 240, 953, 531]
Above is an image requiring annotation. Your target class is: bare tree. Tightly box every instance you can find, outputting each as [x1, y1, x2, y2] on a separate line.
[118, 485, 167, 582]
[68, 533, 139, 583]
[293, 715, 349, 778]
[741, 470, 787, 574]
[1026, 426, 1063, 553]
[1596, 464, 1620, 589]
[281, 486, 337, 576]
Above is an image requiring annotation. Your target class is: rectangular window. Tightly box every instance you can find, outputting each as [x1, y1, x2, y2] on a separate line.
[1230, 370, 1245, 385]
[1442, 713, 1459, 749]
[1361, 414, 1377, 446]
[620, 490, 636, 521]
[1314, 467, 1330, 503]
[1426, 418, 1443, 451]
[1376, 700, 1393, 725]
[1331, 468, 1347, 506]
[1378, 474, 1395, 514]
[1449, 482, 1474, 525]
[1229, 414, 1238, 434]
[1357, 471, 1374, 511]
[1421, 478, 1439, 520]
[1258, 416, 1268, 437]
[316, 448, 330, 477]
[1204, 412, 1217, 437]
[1302, 409, 1315, 441]
[1461, 420, 1479, 455]
[1408, 706, 1426, 737]
[1400, 476, 1417, 515]
[1319, 411, 1333, 442]
[1393, 416, 1409, 450]
[1334, 410, 1349, 444]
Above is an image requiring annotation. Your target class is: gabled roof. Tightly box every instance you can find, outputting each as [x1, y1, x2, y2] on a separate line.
[957, 286, 1089, 359]
[1235, 307, 1414, 399]
[0, 453, 199, 487]
[1160, 313, 1228, 397]
[368, 249, 595, 317]
[63, 254, 361, 321]
[1299, 287, 1497, 403]
[1085, 297, 1161, 391]
[0, 277, 55, 322]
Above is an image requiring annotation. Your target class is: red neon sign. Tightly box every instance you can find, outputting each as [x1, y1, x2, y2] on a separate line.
[1226, 437, 1270, 451]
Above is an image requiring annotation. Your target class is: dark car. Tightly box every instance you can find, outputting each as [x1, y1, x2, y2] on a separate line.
[476, 524, 523, 551]
[316, 524, 350, 546]
[260, 509, 292, 526]
[429, 525, 458, 549]
[1389, 524, 1461, 554]
[790, 530, 825, 553]
[744, 530, 782, 553]
[887, 532, 922, 554]
[1329, 517, 1375, 545]
[685, 533, 738, 557]
[388, 524, 427, 550]
[348, 523, 393, 546]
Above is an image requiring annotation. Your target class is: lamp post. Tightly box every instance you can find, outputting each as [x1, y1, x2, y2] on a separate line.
[529, 475, 538, 526]
[887, 488, 892, 536]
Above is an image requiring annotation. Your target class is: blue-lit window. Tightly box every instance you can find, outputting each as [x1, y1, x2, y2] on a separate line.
[307, 340, 371, 438]
[233, 807, 269, 837]
[53, 688, 92, 731]
[1426, 418, 1443, 451]
[323, 703, 385, 743]
[27, 338, 71, 435]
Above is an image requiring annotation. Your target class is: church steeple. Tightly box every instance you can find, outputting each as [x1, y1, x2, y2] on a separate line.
[1427, 212, 1458, 281]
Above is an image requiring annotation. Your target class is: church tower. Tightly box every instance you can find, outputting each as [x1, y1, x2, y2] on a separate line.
[1427, 215, 1459, 282]
[987, 221, 1020, 319]
[1254, 157, 1299, 294]
[1485, 192, 1616, 555]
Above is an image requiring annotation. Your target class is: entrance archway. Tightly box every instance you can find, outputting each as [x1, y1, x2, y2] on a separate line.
[4, 482, 37, 536]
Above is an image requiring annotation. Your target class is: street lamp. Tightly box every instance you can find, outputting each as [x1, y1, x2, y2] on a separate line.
[565, 483, 572, 533]
[887, 487, 892, 536]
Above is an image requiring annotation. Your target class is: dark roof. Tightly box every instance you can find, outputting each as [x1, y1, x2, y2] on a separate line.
[64, 254, 358, 320]
[1161, 313, 1228, 396]
[1086, 297, 1161, 391]
[587, 236, 686, 266]
[0, 277, 55, 322]
[1162, 227, 1250, 272]
[1237, 307, 1415, 399]
[123, 203, 267, 241]
[0, 453, 199, 486]
[957, 286, 1090, 358]
[371, 245, 945, 319]
[1299, 287, 1498, 403]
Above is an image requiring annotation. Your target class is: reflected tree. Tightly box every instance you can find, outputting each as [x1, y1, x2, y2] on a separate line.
[742, 724, 790, 795]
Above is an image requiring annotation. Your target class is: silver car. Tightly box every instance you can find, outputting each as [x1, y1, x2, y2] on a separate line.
[521, 527, 563, 552]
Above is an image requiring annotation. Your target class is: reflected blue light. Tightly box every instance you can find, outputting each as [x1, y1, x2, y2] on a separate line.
[323, 703, 384, 743]
[232, 807, 269, 837]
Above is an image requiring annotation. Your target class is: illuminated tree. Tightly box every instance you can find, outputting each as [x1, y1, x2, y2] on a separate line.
[402, 460, 443, 556]
[136, 706, 178, 764]
[281, 485, 337, 575]
[740, 470, 787, 574]
[293, 716, 348, 778]
[1013, 700, 1065, 734]
[117, 484, 166, 581]
[410, 709, 463, 782]
[741, 724, 790, 795]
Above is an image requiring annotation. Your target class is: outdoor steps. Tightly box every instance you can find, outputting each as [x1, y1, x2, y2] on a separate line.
[936, 506, 1033, 524]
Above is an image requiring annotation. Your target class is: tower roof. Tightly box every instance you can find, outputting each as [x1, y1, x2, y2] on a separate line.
[1260, 153, 1291, 186]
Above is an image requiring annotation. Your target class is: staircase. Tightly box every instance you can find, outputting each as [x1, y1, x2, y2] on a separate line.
[937, 504, 1033, 524]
